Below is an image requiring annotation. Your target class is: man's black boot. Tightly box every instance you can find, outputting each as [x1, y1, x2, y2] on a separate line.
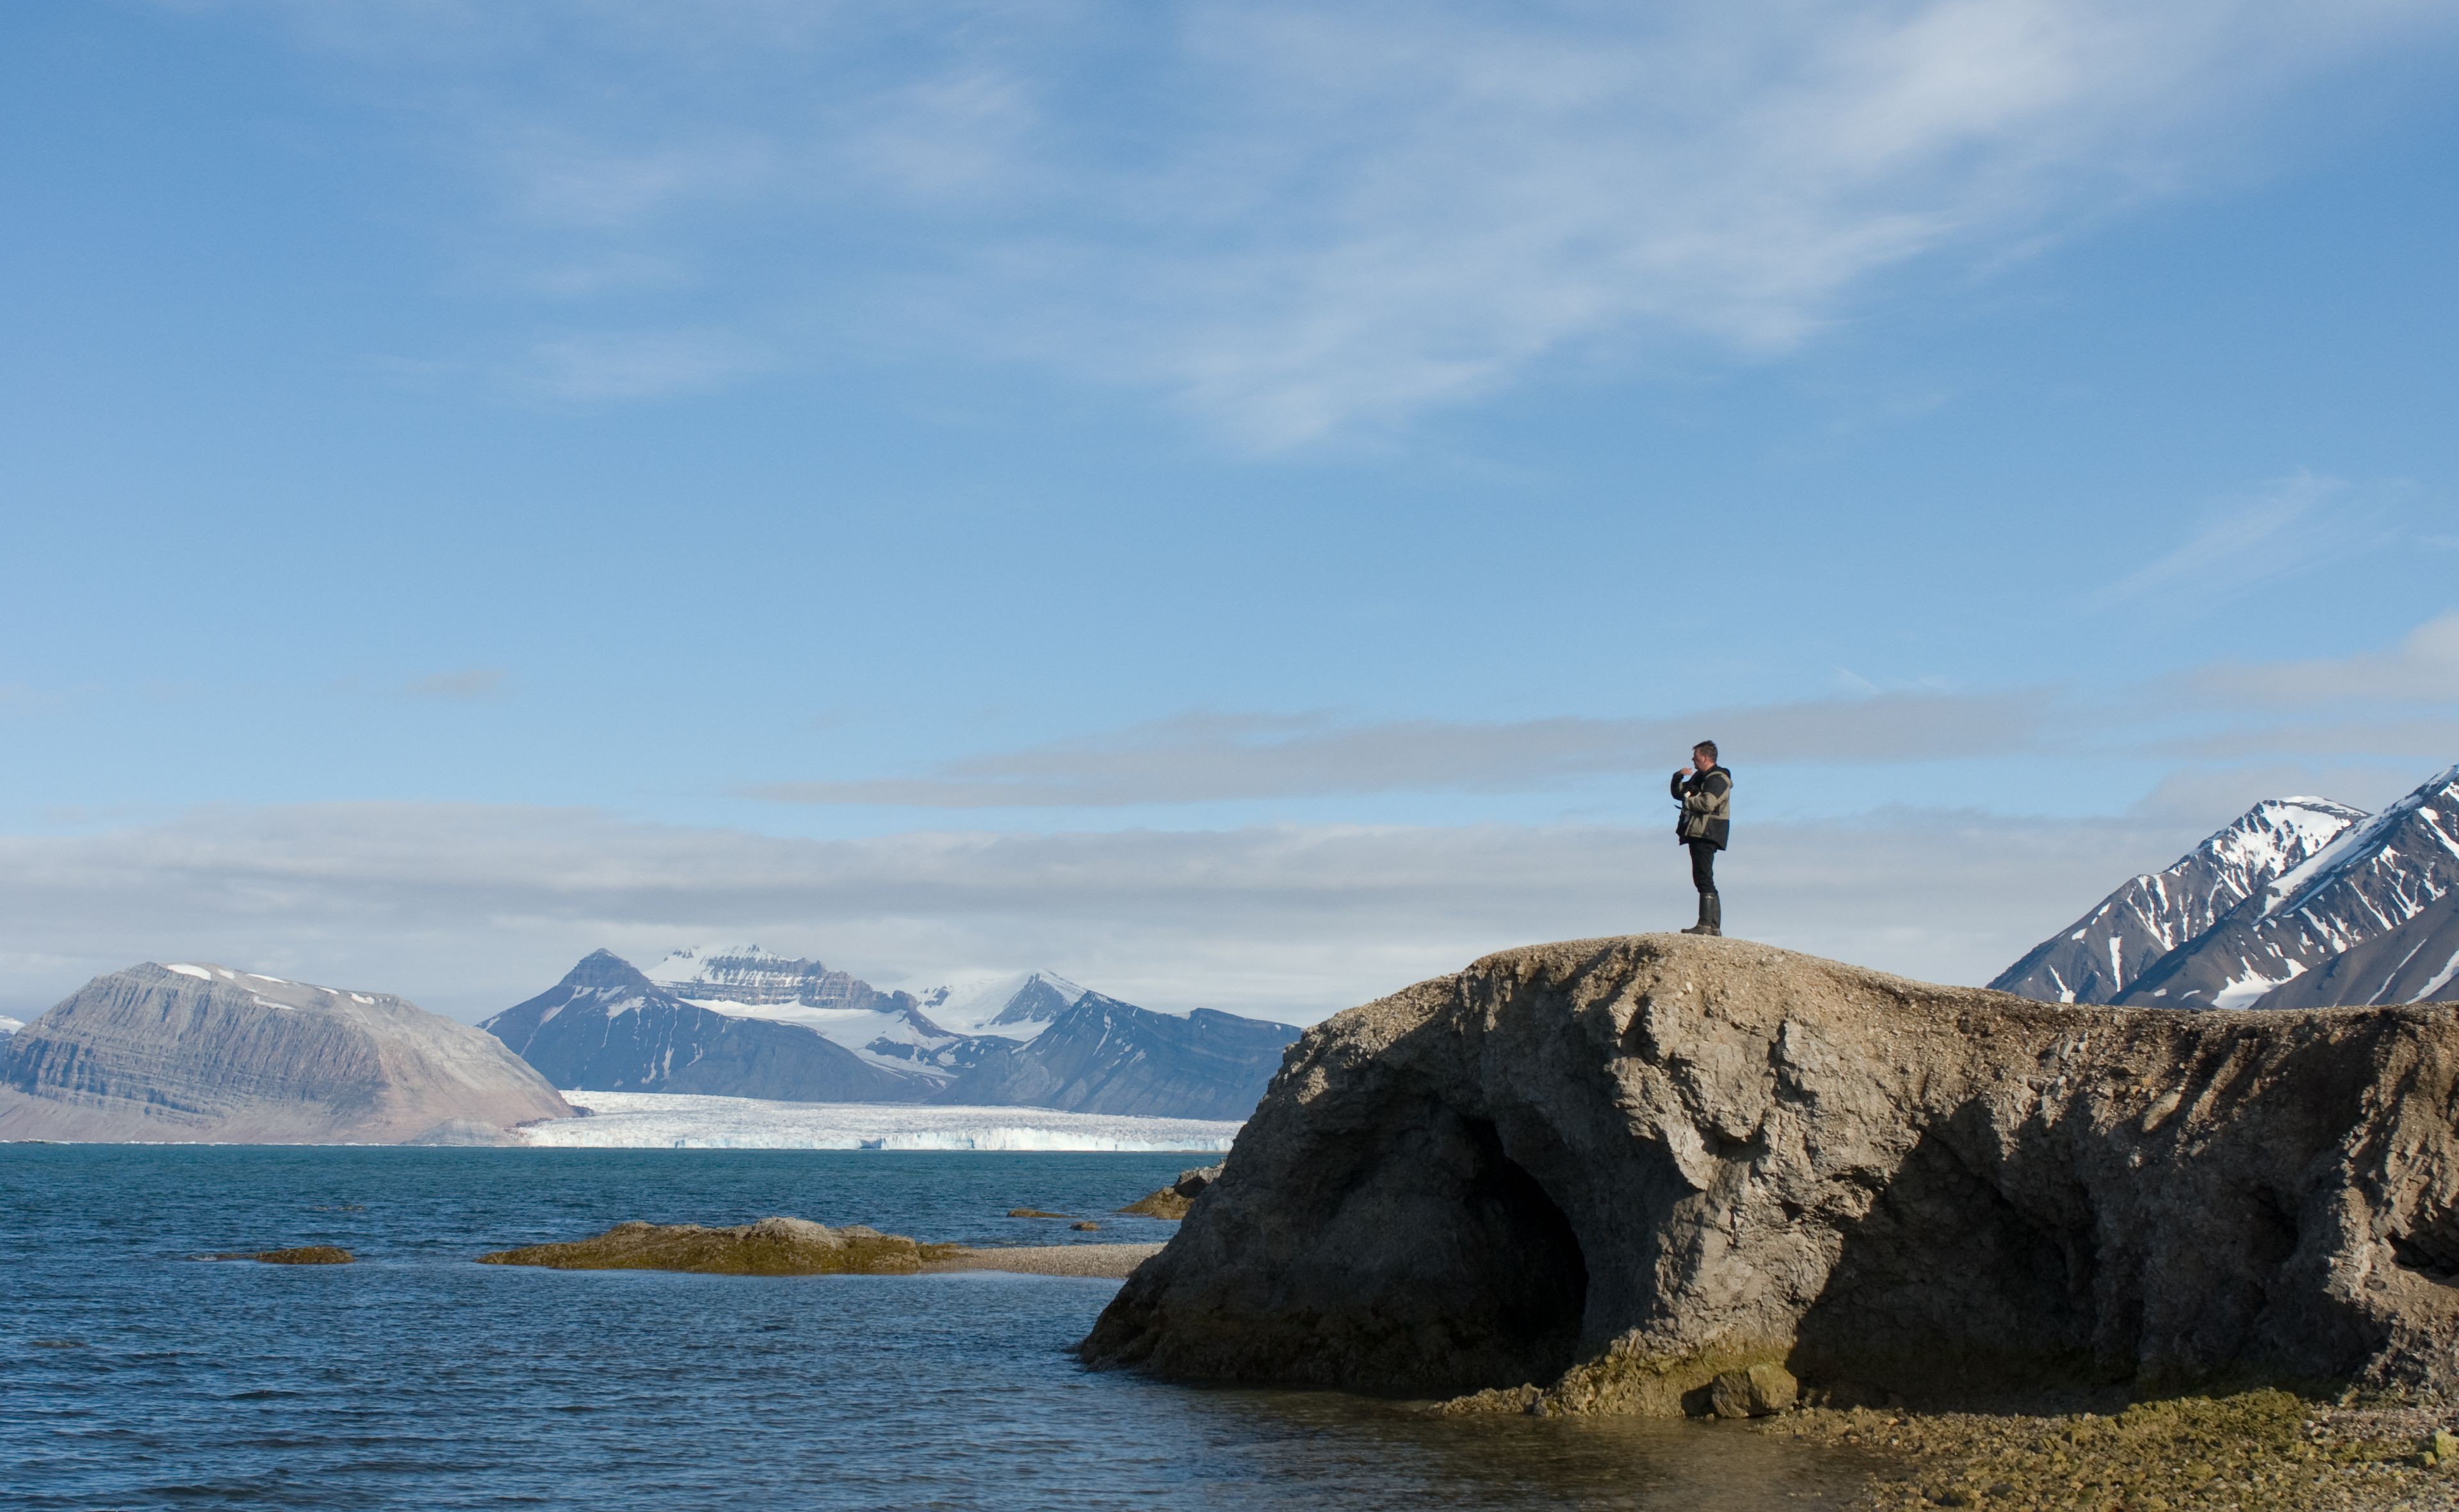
[1681, 893, 1719, 936]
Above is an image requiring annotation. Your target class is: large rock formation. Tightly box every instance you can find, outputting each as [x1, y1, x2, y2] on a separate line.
[1079, 934, 2459, 1411]
[0, 963, 572, 1143]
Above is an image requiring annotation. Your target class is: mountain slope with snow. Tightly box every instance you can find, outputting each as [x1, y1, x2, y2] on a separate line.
[482, 951, 920, 1101]
[486, 947, 1304, 1119]
[2116, 765, 2459, 1010]
[1990, 797, 2366, 1003]
[910, 970, 1087, 1039]
[934, 992, 1302, 1121]
[645, 945, 982, 1082]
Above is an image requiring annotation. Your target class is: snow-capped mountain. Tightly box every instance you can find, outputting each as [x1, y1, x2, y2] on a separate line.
[910, 970, 1087, 1039]
[1990, 797, 2366, 1003]
[483, 947, 1304, 1119]
[645, 945, 982, 1081]
[1992, 765, 2459, 1012]
[2116, 765, 2459, 1011]
[936, 991, 1304, 1120]
[482, 951, 921, 1102]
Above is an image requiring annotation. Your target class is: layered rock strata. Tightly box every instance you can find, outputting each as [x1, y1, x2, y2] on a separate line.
[1, 963, 571, 1144]
[1079, 935, 2459, 1411]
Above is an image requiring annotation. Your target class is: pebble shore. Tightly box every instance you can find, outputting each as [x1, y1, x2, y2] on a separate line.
[1772, 1391, 2459, 1511]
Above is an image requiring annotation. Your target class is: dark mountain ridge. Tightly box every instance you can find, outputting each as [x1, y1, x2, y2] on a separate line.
[482, 951, 919, 1102]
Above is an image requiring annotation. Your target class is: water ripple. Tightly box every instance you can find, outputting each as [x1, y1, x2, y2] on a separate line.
[3, 1145, 1865, 1511]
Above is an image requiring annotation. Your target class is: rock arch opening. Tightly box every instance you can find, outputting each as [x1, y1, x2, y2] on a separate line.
[1283, 1097, 1592, 1394]
[1441, 1114, 1590, 1388]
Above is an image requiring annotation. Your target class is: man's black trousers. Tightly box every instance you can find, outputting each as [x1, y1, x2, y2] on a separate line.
[1687, 838, 1719, 897]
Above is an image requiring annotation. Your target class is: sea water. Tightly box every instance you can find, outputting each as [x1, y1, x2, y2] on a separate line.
[1, 1146, 1869, 1510]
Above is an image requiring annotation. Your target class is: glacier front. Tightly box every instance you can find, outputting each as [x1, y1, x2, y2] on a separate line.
[519, 1090, 1241, 1151]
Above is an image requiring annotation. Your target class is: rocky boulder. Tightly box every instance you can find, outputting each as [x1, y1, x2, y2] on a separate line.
[1117, 1164, 1228, 1219]
[1078, 934, 2459, 1411]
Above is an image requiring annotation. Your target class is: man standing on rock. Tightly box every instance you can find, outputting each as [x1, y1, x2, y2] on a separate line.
[1671, 741, 1731, 936]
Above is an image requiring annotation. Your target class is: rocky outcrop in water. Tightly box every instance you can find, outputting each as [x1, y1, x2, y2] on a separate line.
[1079, 934, 2459, 1411]
[478, 1217, 959, 1274]
[0, 963, 571, 1144]
[200, 1246, 355, 1265]
[1117, 1163, 1226, 1219]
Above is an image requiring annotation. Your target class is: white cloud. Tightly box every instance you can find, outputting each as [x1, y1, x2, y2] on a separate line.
[749, 692, 2051, 809]
[2100, 471, 2416, 606]
[0, 800, 2191, 1025]
[2186, 608, 2459, 704]
[194, 0, 2459, 441]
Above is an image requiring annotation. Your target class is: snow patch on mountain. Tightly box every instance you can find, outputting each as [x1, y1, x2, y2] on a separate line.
[909, 970, 1090, 1039]
[647, 947, 1128, 1077]
[644, 943, 967, 1079]
[1997, 765, 2459, 1012]
[1990, 795, 2367, 1004]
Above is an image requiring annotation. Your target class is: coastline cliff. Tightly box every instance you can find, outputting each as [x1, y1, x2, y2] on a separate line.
[1080, 933, 2459, 1411]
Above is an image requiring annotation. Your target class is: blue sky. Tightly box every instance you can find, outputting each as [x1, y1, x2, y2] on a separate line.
[4, 1, 2458, 1021]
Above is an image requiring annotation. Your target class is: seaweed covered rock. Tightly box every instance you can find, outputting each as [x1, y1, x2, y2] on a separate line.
[201, 1246, 355, 1265]
[478, 1217, 960, 1275]
[1117, 1164, 1227, 1219]
[1078, 934, 2459, 1412]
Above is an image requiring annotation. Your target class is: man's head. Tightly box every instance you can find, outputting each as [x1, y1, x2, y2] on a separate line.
[1692, 740, 1717, 772]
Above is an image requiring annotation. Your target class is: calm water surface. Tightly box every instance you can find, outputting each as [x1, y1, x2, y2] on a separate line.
[1, 1146, 1868, 1511]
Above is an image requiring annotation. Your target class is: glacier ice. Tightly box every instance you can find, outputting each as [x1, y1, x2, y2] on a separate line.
[520, 1090, 1242, 1152]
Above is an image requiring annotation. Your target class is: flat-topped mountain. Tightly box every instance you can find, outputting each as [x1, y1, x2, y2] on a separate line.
[1083, 934, 2459, 1409]
[484, 946, 1301, 1119]
[0, 963, 572, 1144]
[1993, 765, 2459, 1010]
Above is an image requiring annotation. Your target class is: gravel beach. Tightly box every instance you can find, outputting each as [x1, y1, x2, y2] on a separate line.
[924, 1243, 1165, 1279]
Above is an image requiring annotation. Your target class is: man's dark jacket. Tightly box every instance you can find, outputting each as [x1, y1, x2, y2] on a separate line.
[1672, 766, 1732, 850]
